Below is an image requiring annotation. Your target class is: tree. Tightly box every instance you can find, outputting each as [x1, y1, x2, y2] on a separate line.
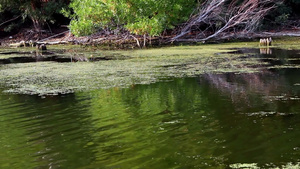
[63, 0, 197, 37]
[263, 0, 300, 28]
[172, 0, 279, 42]
[0, 0, 69, 32]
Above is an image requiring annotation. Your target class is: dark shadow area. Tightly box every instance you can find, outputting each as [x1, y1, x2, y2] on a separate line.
[0, 50, 129, 64]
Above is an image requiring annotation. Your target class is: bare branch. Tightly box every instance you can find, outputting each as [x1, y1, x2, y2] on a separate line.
[130, 35, 141, 48]
[172, 0, 226, 40]
[172, 0, 279, 42]
[0, 15, 21, 27]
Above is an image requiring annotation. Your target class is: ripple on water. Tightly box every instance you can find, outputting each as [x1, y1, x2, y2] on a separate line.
[0, 68, 300, 168]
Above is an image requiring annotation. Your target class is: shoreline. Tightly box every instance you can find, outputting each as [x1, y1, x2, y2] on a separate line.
[1, 28, 300, 49]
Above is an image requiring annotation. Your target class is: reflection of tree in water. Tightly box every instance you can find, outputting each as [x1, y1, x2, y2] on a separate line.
[200, 72, 289, 111]
[200, 72, 300, 166]
[260, 48, 272, 55]
[0, 93, 96, 169]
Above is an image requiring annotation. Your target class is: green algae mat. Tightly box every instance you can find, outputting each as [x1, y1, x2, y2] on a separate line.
[0, 37, 300, 96]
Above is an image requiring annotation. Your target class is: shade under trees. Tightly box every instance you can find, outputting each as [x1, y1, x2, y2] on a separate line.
[0, 0, 68, 32]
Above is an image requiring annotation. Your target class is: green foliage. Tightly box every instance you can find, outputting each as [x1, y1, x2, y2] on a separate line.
[290, 0, 300, 4]
[0, 0, 21, 32]
[263, 0, 300, 28]
[69, 19, 96, 36]
[64, 0, 197, 36]
[275, 13, 290, 25]
[0, 0, 68, 31]
[3, 23, 19, 32]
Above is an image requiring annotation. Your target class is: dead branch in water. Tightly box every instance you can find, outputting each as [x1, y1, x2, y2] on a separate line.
[172, 0, 279, 42]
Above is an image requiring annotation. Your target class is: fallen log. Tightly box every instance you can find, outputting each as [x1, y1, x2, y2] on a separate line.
[36, 41, 69, 45]
[9, 40, 26, 48]
[37, 31, 70, 43]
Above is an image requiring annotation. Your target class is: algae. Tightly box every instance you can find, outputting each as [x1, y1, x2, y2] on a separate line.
[1, 37, 300, 96]
[230, 162, 300, 169]
[271, 37, 300, 50]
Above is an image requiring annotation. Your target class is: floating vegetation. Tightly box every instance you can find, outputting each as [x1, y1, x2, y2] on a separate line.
[1, 38, 300, 96]
[264, 95, 300, 102]
[272, 37, 300, 50]
[246, 111, 291, 117]
[0, 46, 264, 95]
[268, 65, 300, 69]
[230, 163, 259, 169]
[230, 162, 300, 169]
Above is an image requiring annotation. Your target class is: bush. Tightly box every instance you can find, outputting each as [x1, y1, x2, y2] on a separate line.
[0, 0, 69, 32]
[63, 0, 197, 36]
[263, 0, 300, 28]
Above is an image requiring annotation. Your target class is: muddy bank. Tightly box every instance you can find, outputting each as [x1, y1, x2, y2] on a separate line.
[0, 29, 171, 49]
[1, 27, 300, 49]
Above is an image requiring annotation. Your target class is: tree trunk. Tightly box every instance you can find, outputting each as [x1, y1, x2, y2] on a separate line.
[31, 17, 42, 32]
[30, 0, 43, 32]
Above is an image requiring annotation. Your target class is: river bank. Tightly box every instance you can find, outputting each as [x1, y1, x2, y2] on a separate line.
[1, 27, 300, 49]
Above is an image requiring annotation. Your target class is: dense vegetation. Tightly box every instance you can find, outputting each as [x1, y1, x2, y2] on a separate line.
[265, 0, 300, 28]
[0, 0, 68, 33]
[0, 0, 300, 39]
[62, 0, 197, 36]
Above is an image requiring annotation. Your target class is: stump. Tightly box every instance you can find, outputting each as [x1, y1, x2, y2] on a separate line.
[37, 44, 47, 51]
[259, 37, 272, 46]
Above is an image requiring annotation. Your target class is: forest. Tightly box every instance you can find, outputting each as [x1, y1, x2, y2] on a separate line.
[0, 0, 300, 45]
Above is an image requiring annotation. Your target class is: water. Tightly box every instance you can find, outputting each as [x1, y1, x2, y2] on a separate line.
[0, 47, 300, 168]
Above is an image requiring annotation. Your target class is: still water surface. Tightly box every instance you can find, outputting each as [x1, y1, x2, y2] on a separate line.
[0, 47, 300, 168]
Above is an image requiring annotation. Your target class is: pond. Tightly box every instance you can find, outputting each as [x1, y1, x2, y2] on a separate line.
[0, 41, 299, 168]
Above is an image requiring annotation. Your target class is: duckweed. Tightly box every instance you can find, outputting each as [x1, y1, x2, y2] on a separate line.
[1, 37, 300, 96]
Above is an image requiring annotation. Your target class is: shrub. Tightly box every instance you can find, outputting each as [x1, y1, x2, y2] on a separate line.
[63, 0, 197, 36]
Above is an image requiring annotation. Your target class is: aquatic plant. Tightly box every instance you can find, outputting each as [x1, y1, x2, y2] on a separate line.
[1, 38, 300, 96]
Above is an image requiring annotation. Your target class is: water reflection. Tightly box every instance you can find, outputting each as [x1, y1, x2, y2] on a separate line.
[0, 49, 126, 64]
[201, 72, 296, 113]
[260, 47, 272, 55]
[1, 47, 300, 168]
[0, 72, 299, 168]
[0, 93, 96, 168]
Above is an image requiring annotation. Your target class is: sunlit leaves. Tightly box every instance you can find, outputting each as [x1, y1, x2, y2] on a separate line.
[65, 0, 196, 36]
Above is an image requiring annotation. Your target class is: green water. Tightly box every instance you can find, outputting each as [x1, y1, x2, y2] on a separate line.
[0, 44, 300, 168]
[0, 74, 299, 168]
